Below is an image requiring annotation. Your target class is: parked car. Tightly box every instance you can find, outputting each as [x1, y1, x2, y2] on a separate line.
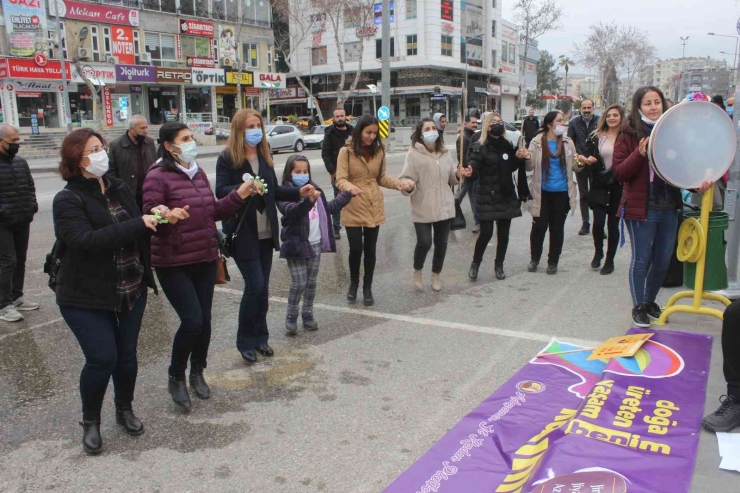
[296, 116, 311, 129]
[303, 125, 329, 149]
[265, 124, 305, 153]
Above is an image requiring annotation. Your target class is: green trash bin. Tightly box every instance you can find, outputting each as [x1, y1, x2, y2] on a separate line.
[683, 211, 729, 290]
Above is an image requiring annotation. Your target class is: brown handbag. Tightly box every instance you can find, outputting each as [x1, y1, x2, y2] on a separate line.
[215, 256, 230, 285]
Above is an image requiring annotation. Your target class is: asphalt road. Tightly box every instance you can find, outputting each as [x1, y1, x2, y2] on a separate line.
[0, 147, 734, 492]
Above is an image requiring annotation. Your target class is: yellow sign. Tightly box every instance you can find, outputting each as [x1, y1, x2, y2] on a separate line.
[587, 333, 654, 360]
[226, 71, 254, 86]
[378, 119, 389, 139]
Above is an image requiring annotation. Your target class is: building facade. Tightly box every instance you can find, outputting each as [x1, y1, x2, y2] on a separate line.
[638, 57, 728, 98]
[675, 68, 733, 101]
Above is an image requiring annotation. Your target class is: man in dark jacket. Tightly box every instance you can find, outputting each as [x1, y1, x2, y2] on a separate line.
[109, 114, 157, 208]
[567, 99, 599, 235]
[522, 108, 540, 147]
[0, 124, 39, 322]
[454, 114, 480, 232]
[321, 108, 353, 238]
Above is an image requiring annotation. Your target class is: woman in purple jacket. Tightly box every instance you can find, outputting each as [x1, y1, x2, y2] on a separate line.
[142, 122, 256, 412]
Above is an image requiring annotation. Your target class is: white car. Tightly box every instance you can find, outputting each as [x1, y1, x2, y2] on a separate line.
[303, 125, 329, 149]
[472, 121, 523, 147]
[265, 124, 305, 153]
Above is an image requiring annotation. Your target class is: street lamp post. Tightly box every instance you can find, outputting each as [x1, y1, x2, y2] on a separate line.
[680, 36, 689, 59]
[709, 32, 739, 87]
[366, 84, 379, 115]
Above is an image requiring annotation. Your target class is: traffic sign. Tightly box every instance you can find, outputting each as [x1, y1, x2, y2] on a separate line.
[378, 120, 389, 139]
[377, 106, 390, 121]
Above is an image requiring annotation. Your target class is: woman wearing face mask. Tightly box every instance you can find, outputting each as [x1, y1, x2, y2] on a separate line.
[612, 86, 712, 327]
[143, 122, 254, 410]
[463, 113, 531, 281]
[398, 117, 456, 291]
[336, 115, 410, 305]
[53, 128, 160, 454]
[577, 104, 625, 275]
[525, 111, 582, 275]
[215, 109, 314, 364]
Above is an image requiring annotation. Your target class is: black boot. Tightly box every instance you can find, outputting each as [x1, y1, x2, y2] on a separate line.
[189, 367, 211, 400]
[527, 260, 539, 272]
[363, 285, 374, 306]
[494, 262, 506, 280]
[591, 250, 603, 270]
[115, 407, 144, 436]
[546, 263, 558, 275]
[468, 262, 480, 280]
[600, 260, 614, 275]
[347, 282, 359, 303]
[168, 375, 192, 411]
[80, 418, 102, 455]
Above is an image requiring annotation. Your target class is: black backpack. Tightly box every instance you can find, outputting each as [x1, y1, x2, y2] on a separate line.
[44, 189, 80, 292]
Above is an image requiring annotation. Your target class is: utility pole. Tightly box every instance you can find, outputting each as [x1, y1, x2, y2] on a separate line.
[381, 0, 391, 115]
[680, 36, 689, 59]
[721, 83, 740, 299]
[53, 8, 73, 133]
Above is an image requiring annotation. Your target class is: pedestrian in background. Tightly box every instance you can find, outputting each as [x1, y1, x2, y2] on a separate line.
[522, 108, 540, 148]
[143, 122, 252, 411]
[567, 99, 599, 236]
[0, 124, 38, 323]
[398, 117, 456, 291]
[454, 114, 481, 233]
[433, 113, 447, 142]
[216, 109, 314, 364]
[727, 96, 735, 117]
[277, 155, 353, 334]
[321, 107, 354, 239]
[577, 104, 625, 275]
[108, 114, 157, 209]
[53, 128, 159, 454]
[526, 111, 582, 275]
[336, 115, 409, 306]
[465, 113, 530, 281]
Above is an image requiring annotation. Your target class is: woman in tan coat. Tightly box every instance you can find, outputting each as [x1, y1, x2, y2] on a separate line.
[336, 115, 410, 305]
[398, 118, 459, 291]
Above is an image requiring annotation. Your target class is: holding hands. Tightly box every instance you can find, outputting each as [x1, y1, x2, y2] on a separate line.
[515, 148, 531, 160]
[149, 205, 191, 225]
[460, 167, 474, 178]
[576, 154, 597, 166]
[348, 187, 363, 196]
[141, 214, 159, 232]
[398, 180, 415, 192]
[299, 184, 316, 197]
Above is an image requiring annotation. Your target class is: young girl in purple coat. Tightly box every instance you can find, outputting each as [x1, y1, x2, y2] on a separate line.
[277, 155, 356, 334]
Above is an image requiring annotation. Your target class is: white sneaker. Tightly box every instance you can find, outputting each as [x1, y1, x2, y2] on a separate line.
[0, 305, 24, 322]
[14, 297, 39, 312]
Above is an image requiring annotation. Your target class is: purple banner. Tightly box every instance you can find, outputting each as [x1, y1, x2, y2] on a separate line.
[115, 64, 156, 83]
[383, 329, 711, 493]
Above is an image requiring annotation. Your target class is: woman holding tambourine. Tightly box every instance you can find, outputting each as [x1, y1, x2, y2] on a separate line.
[612, 87, 712, 328]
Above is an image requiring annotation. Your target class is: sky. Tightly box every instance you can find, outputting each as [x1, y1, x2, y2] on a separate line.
[502, 0, 740, 76]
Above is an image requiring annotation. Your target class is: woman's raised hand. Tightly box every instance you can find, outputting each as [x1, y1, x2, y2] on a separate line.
[638, 138, 648, 157]
[237, 180, 263, 199]
[165, 205, 190, 225]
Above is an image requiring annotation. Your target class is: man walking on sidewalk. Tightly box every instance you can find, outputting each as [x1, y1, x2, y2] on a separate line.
[455, 114, 481, 232]
[568, 99, 599, 235]
[109, 114, 157, 209]
[522, 108, 540, 147]
[322, 108, 353, 239]
[0, 124, 39, 322]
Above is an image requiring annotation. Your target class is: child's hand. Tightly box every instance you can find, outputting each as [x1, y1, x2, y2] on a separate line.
[349, 187, 363, 196]
[309, 190, 321, 202]
[299, 184, 316, 197]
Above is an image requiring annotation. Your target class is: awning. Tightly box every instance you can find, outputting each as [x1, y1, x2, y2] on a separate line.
[317, 85, 463, 99]
[270, 98, 307, 105]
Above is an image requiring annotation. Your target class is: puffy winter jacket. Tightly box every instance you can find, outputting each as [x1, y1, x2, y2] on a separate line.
[0, 152, 37, 227]
[321, 124, 353, 175]
[467, 135, 525, 222]
[398, 143, 458, 223]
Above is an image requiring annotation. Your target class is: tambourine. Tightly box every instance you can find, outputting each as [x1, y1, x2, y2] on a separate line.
[648, 101, 736, 189]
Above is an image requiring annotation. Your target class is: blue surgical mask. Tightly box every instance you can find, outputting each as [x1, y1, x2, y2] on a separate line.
[292, 174, 310, 186]
[245, 128, 263, 146]
[728, 107, 734, 117]
[422, 131, 439, 144]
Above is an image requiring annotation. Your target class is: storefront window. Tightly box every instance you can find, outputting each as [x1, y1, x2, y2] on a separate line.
[406, 97, 421, 117]
[17, 92, 59, 128]
[69, 89, 94, 125]
[181, 36, 211, 58]
[148, 86, 179, 125]
[145, 32, 177, 67]
[185, 87, 211, 114]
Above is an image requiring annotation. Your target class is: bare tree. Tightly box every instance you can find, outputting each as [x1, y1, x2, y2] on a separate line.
[62, 29, 104, 130]
[513, 0, 564, 116]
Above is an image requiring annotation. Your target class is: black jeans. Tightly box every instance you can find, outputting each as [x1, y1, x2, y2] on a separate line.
[331, 177, 342, 232]
[473, 219, 512, 265]
[156, 261, 217, 378]
[60, 292, 147, 420]
[234, 239, 274, 352]
[592, 206, 620, 261]
[413, 220, 451, 273]
[0, 223, 30, 309]
[724, 300, 740, 399]
[576, 171, 590, 224]
[346, 226, 380, 286]
[530, 191, 570, 265]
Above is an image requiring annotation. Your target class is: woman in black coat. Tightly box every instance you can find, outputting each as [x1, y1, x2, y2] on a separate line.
[464, 113, 531, 281]
[53, 128, 162, 454]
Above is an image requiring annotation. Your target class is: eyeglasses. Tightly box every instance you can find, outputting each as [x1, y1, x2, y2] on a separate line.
[83, 146, 108, 155]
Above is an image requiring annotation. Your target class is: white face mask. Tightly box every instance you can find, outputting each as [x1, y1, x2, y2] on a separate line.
[638, 110, 660, 125]
[422, 131, 439, 144]
[85, 150, 109, 177]
[173, 141, 198, 164]
[553, 125, 566, 137]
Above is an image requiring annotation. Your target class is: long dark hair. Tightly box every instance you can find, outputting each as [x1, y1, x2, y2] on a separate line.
[157, 122, 189, 171]
[351, 114, 384, 158]
[537, 111, 565, 181]
[622, 86, 666, 138]
[410, 117, 445, 153]
[281, 154, 311, 185]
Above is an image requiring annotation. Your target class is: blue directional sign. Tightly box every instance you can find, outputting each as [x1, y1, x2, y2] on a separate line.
[377, 106, 390, 121]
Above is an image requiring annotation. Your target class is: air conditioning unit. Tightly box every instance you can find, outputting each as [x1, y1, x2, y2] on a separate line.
[139, 53, 152, 63]
[105, 55, 119, 64]
[240, 62, 249, 70]
[220, 57, 234, 67]
[77, 47, 89, 59]
[312, 76, 324, 84]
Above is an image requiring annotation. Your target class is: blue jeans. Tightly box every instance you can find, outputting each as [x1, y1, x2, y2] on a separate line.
[626, 209, 679, 307]
[331, 177, 342, 232]
[234, 239, 274, 352]
[454, 177, 480, 225]
[60, 292, 147, 420]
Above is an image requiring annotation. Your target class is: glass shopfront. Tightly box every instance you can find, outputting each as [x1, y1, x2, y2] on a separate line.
[16, 91, 60, 128]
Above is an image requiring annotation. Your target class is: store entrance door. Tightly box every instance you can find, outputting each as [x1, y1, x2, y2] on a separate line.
[148, 86, 179, 124]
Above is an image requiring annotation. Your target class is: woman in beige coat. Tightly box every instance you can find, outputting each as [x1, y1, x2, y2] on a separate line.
[398, 118, 459, 292]
[335, 115, 410, 306]
[525, 111, 583, 275]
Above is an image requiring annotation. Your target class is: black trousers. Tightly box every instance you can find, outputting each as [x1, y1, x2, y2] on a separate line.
[155, 261, 217, 378]
[0, 223, 30, 309]
[413, 220, 451, 273]
[346, 226, 380, 286]
[234, 239, 274, 352]
[530, 191, 570, 265]
[592, 207, 620, 261]
[724, 300, 740, 399]
[473, 219, 512, 265]
[576, 171, 590, 224]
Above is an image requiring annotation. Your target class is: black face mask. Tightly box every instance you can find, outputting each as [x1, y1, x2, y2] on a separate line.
[4, 142, 20, 157]
[490, 124, 505, 137]
[134, 134, 146, 143]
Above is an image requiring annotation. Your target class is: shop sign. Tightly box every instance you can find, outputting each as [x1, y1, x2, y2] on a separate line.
[502, 84, 520, 96]
[441, 22, 454, 33]
[217, 26, 237, 66]
[430, 93, 446, 101]
[72, 64, 116, 84]
[156, 67, 191, 84]
[268, 87, 299, 99]
[487, 83, 501, 96]
[499, 64, 516, 75]
[253, 72, 285, 89]
[103, 86, 113, 126]
[179, 19, 214, 37]
[187, 122, 213, 134]
[225, 71, 253, 86]
[216, 86, 237, 95]
[2, 0, 49, 57]
[130, 85, 142, 93]
[191, 67, 225, 86]
[474, 87, 488, 94]
[7, 57, 72, 79]
[0, 59, 8, 79]
[244, 87, 260, 95]
[115, 64, 156, 82]
[14, 80, 56, 91]
[440, 0, 453, 21]
[187, 56, 215, 69]
[2, 83, 19, 127]
[17, 91, 42, 98]
[52, 0, 139, 27]
[112, 26, 135, 65]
